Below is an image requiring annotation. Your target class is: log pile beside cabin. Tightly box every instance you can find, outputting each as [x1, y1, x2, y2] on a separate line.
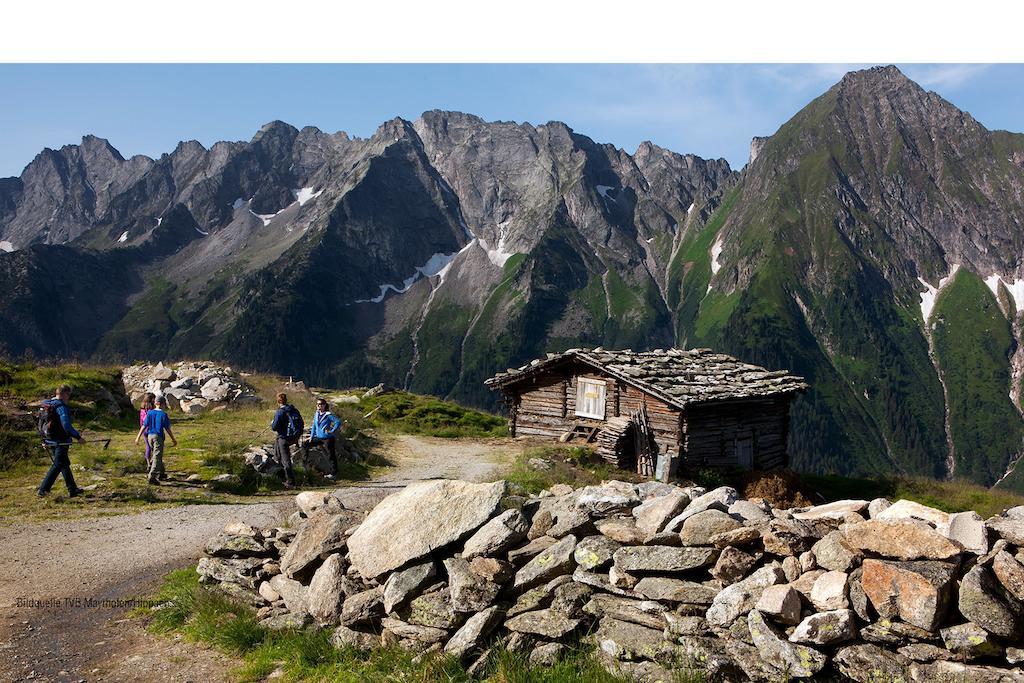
[485, 348, 807, 478]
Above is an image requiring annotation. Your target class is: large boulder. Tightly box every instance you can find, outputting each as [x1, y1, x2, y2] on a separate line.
[306, 554, 347, 624]
[860, 559, 957, 631]
[843, 520, 963, 560]
[347, 480, 506, 578]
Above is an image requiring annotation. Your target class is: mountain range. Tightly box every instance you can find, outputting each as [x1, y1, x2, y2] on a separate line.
[1, 65, 1022, 492]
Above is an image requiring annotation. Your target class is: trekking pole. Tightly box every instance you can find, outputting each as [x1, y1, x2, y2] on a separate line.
[241, 426, 271, 452]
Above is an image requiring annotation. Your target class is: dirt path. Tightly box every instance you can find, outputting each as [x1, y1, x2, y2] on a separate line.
[0, 434, 518, 683]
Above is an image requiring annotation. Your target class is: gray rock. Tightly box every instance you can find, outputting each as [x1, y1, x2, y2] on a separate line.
[898, 643, 956, 662]
[444, 605, 503, 659]
[513, 534, 577, 590]
[330, 624, 379, 651]
[710, 526, 762, 548]
[706, 565, 786, 628]
[861, 619, 940, 646]
[608, 565, 638, 590]
[196, 557, 264, 588]
[594, 516, 645, 544]
[468, 557, 513, 584]
[834, 644, 910, 683]
[572, 568, 644, 598]
[339, 586, 384, 626]
[584, 593, 668, 631]
[910, 661, 1024, 683]
[403, 587, 462, 629]
[383, 560, 437, 613]
[573, 535, 621, 571]
[269, 574, 309, 614]
[461, 508, 529, 559]
[594, 617, 671, 662]
[632, 490, 689, 536]
[280, 510, 363, 581]
[867, 498, 891, 518]
[1008, 647, 1024, 665]
[444, 557, 500, 612]
[746, 610, 827, 678]
[877, 499, 950, 527]
[789, 609, 857, 645]
[528, 642, 564, 666]
[782, 555, 801, 582]
[812, 530, 862, 572]
[946, 511, 989, 555]
[664, 487, 738, 532]
[507, 575, 573, 618]
[958, 564, 1024, 640]
[260, 611, 312, 630]
[848, 566, 873, 622]
[381, 617, 450, 643]
[809, 570, 849, 611]
[550, 581, 593, 617]
[508, 535, 557, 565]
[663, 613, 708, 638]
[940, 622, 1004, 659]
[633, 577, 717, 604]
[576, 481, 639, 514]
[505, 608, 581, 638]
[728, 499, 770, 522]
[678, 509, 743, 546]
[306, 554, 347, 624]
[792, 499, 868, 520]
[754, 585, 802, 625]
[761, 518, 815, 556]
[347, 480, 505, 578]
[612, 545, 718, 573]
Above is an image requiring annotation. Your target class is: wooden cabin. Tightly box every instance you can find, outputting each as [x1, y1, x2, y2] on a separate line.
[485, 348, 807, 481]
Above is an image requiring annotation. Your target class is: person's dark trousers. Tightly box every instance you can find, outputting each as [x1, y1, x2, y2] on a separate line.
[302, 437, 337, 474]
[38, 444, 79, 494]
[275, 435, 296, 485]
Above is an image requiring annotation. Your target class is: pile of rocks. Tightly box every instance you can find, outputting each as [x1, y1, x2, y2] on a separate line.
[195, 480, 1024, 682]
[122, 361, 260, 414]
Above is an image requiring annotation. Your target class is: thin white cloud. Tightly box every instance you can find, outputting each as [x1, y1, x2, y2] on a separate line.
[902, 64, 991, 90]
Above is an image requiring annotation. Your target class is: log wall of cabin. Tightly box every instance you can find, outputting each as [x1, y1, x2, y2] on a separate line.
[503, 361, 683, 459]
[681, 397, 791, 471]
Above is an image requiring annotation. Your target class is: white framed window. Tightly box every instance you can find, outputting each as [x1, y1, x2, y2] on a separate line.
[575, 377, 607, 420]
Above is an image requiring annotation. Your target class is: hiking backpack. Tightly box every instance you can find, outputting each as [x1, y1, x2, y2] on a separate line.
[37, 401, 68, 442]
[285, 405, 304, 439]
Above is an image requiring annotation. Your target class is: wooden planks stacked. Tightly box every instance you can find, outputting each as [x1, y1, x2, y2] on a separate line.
[595, 416, 633, 467]
[633, 404, 656, 477]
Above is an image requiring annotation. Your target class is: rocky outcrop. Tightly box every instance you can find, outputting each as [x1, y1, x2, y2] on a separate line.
[121, 361, 260, 413]
[194, 482, 1024, 680]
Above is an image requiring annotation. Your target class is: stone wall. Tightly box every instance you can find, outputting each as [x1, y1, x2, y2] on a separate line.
[194, 480, 1024, 682]
[122, 361, 260, 413]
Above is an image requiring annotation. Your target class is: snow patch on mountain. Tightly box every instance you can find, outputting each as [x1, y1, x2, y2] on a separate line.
[710, 235, 724, 275]
[250, 209, 278, 227]
[0, 240, 14, 252]
[231, 198, 246, 210]
[985, 273, 1024, 313]
[117, 231, 129, 243]
[355, 250, 462, 304]
[293, 187, 322, 206]
[918, 264, 960, 322]
[195, 227, 209, 236]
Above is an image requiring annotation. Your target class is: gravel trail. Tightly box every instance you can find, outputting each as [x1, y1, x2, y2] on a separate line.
[0, 434, 518, 682]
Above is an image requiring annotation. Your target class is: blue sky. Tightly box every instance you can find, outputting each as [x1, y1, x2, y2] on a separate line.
[1, 63, 1022, 177]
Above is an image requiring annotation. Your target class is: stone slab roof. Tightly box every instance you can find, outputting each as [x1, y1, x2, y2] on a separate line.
[485, 347, 808, 409]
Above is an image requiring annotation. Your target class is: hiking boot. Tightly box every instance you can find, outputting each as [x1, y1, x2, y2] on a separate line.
[37, 489, 48, 498]
[68, 488, 86, 497]
[158, 473, 168, 481]
[148, 478, 160, 486]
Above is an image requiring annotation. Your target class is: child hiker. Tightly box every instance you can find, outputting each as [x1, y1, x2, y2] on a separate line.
[139, 392, 156, 468]
[135, 394, 177, 484]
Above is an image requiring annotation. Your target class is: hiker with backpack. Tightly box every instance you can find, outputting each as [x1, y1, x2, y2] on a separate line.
[139, 392, 156, 469]
[271, 392, 303, 487]
[134, 395, 177, 484]
[301, 397, 343, 475]
[37, 384, 86, 498]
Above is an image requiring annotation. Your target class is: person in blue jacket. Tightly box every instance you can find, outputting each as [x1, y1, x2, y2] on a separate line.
[302, 397, 343, 473]
[37, 384, 86, 497]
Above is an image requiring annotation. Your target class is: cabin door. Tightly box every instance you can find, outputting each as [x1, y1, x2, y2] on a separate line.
[736, 437, 754, 470]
